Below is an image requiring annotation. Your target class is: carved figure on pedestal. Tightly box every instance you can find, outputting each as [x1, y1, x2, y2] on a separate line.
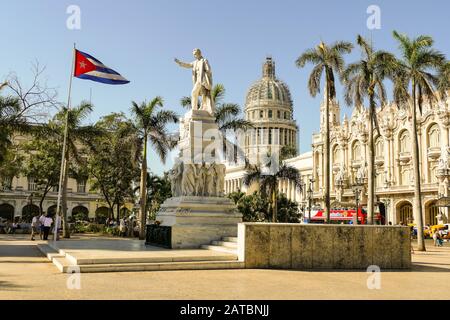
[168, 160, 184, 197]
[182, 164, 196, 196]
[215, 164, 226, 196]
[205, 163, 217, 196]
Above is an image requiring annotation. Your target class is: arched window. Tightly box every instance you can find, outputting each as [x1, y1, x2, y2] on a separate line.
[428, 124, 440, 148]
[398, 202, 413, 224]
[399, 130, 410, 153]
[333, 145, 340, 164]
[375, 137, 384, 157]
[352, 141, 362, 161]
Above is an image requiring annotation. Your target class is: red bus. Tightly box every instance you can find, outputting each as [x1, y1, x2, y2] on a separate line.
[308, 208, 367, 224]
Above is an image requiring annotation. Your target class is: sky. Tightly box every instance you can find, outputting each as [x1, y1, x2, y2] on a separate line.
[1, 0, 449, 174]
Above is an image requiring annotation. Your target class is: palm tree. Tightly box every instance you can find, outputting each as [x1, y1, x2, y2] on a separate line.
[437, 61, 450, 97]
[342, 35, 397, 224]
[243, 163, 302, 222]
[392, 31, 446, 251]
[130, 97, 178, 240]
[0, 82, 25, 166]
[296, 40, 353, 223]
[40, 101, 101, 238]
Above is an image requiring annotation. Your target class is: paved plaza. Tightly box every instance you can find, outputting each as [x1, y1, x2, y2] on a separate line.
[0, 234, 449, 300]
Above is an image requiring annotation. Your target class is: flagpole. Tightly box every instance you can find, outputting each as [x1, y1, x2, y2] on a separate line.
[54, 43, 76, 242]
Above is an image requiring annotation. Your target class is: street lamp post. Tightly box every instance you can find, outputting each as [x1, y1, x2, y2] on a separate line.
[307, 178, 315, 223]
[352, 178, 364, 225]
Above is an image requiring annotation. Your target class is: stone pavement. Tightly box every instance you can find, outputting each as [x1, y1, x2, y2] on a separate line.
[0, 234, 449, 300]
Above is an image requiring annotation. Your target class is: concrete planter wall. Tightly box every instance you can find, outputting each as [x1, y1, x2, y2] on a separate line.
[238, 223, 411, 270]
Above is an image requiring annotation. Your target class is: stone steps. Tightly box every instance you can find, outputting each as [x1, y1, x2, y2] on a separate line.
[200, 245, 237, 254]
[211, 240, 238, 248]
[36, 242, 243, 273]
[51, 256, 244, 273]
[222, 237, 238, 243]
[200, 236, 239, 255]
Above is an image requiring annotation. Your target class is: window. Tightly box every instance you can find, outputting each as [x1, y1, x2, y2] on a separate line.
[77, 180, 86, 193]
[375, 137, 384, 157]
[428, 124, 440, 148]
[28, 177, 37, 191]
[268, 110, 273, 118]
[399, 130, 410, 153]
[260, 110, 264, 119]
[277, 110, 281, 119]
[52, 185, 59, 193]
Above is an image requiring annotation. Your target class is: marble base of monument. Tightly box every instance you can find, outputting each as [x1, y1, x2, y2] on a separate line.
[154, 196, 243, 249]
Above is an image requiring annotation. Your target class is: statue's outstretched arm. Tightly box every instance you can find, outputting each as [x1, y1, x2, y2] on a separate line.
[174, 58, 193, 69]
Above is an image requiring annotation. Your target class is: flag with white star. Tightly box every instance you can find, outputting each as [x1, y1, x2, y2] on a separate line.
[74, 49, 130, 85]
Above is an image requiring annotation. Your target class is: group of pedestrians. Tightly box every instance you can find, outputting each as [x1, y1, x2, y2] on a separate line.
[30, 212, 60, 241]
[0, 219, 22, 234]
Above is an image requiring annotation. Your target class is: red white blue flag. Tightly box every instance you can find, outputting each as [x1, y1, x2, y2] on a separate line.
[74, 49, 130, 85]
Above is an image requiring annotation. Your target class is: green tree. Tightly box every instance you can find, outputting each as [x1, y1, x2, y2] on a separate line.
[0, 84, 22, 167]
[243, 164, 302, 222]
[146, 172, 172, 220]
[39, 102, 101, 238]
[130, 97, 178, 240]
[296, 40, 353, 223]
[280, 145, 298, 161]
[88, 113, 140, 220]
[232, 192, 268, 222]
[342, 35, 397, 224]
[23, 138, 61, 214]
[277, 194, 300, 223]
[392, 31, 446, 251]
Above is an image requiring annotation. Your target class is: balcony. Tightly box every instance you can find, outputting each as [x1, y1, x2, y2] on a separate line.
[399, 152, 411, 164]
[375, 156, 384, 166]
[427, 146, 441, 160]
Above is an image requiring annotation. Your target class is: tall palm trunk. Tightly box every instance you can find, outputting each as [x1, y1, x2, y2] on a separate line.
[62, 155, 70, 239]
[272, 188, 277, 222]
[139, 136, 148, 240]
[411, 81, 426, 251]
[324, 80, 331, 223]
[367, 95, 376, 225]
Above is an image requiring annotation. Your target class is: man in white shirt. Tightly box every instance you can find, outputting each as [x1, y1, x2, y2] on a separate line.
[30, 214, 41, 241]
[42, 214, 53, 240]
[39, 213, 46, 239]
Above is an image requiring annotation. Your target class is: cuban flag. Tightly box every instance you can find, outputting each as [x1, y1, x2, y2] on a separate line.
[74, 49, 130, 85]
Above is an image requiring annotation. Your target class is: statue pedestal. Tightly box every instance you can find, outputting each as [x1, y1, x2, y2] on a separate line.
[155, 197, 242, 249]
[149, 109, 242, 249]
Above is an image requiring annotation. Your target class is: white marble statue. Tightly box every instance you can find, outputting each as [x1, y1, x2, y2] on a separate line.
[175, 48, 215, 115]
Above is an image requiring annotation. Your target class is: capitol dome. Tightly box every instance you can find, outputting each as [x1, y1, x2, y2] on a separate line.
[243, 57, 299, 159]
[245, 57, 293, 108]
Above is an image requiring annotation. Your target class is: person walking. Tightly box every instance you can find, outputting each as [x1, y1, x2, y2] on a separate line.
[39, 213, 46, 240]
[119, 218, 126, 237]
[30, 214, 41, 241]
[42, 214, 53, 240]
